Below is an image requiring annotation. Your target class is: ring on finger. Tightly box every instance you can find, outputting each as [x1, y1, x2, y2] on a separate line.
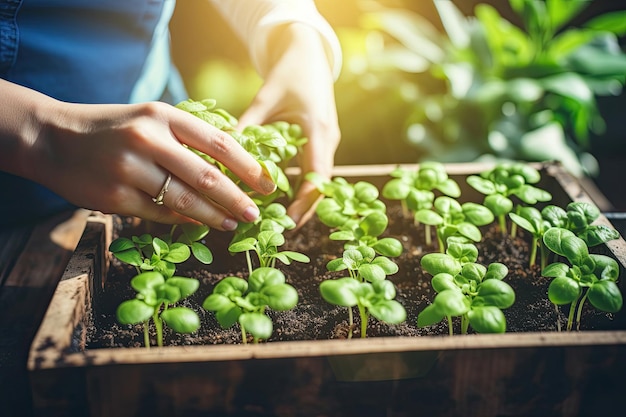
[152, 173, 172, 205]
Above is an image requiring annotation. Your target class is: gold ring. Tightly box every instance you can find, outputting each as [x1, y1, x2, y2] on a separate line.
[152, 173, 172, 205]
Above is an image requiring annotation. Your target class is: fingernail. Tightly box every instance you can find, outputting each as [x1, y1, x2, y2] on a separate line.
[222, 218, 238, 231]
[243, 205, 260, 222]
[261, 169, 277, 194]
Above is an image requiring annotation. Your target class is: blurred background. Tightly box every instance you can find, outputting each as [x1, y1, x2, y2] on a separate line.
[170, 0, 626, 209]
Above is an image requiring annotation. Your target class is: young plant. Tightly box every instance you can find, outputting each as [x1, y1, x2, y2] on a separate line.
[414, 196, 494, 253]
[509, 206, 552, 269]
[467, 163, 552, 236]
[202, 267, 299, 344]
[417, 241, 515, 335]
[116, 271, 200, 348]
[382, 161, 461, 245]
[542, 202, 621, 247]
[320, 277, 406, 339]
[109, 223, 213, 278]
[323, 245, 403, 338]
[542, 228, 623, 331]
[228, 230, 310, 276]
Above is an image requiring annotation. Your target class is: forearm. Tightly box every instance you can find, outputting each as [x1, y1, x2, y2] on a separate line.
[0, 79, 56, 182]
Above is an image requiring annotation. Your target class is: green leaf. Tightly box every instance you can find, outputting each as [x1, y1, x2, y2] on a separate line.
[369, 300, 406, 324]
[191, 242, 213, 264]
[109, 237, 135, 253]
[112, 248, 143, 267]
[467, 306, 506, 333]
[371, 237, 404, 257]
[359, 263, 386, 282]
[264, 284, 299, 311]
[181, 223, 209, 242]
[414, 209, 443, 226]
[546, 0, 589, 31]
[588, 281, 623, 313]
[548, 276, 581, 305]
[161, 307, 200, 333]
[462, 203, 495, 226]
[131, 271, 165, 292]
[117, 299, 154, 325]
[417, 303, 444, 328]
[421, 253, 462, 276]
[474, 279, 515, 309]
[584, 10, 626, 35]
[320, 278, 360, 307]
[432, 273, 459, 293]
[435, 290, 470, 317]
[239, 312, 273, 340]
[163, 242, 191, 264]
[166, 277, 199, 299]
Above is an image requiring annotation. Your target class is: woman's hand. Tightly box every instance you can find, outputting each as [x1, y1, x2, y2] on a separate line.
[237, 23, 341, 227]
[1, 80, 276, 230]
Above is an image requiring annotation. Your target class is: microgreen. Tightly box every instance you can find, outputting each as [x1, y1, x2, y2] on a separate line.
[109, 223, 213, 278]
[228, 230, 310, 276]
[542, 227, 623, 331]
[382, 161, 461, 246]
[414, 196, 494, 252]
[116, 271, 200, 348]
[467, 162, 552, 236]
[418, 247, 515, 334]
[202, 267, 299, 343]
[320, 278, 406, 339]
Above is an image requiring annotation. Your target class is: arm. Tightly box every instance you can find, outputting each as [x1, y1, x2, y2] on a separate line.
[0, 78, 275, 230]
[209, 0, 342, 227]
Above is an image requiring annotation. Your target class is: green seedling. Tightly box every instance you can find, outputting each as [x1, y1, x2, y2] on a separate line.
[325, 245, 402, 338]
[509, 206, 552, 268]
[542, 227, 623, 331]
[228, 230, 310, 276]
[542, 202, 620, 247]
[109, 223, 213, 278]
[230, 202, 296, 246]
[320, 277, 406, 339]
[202, 267, 299, 344]
[328, 210, 404, 257]
[382, 162, 461, 247]
[418, 250, 515, 334]
[307, 174, 387, 229]
[467, 162, 552, 236]
[414, 196, 494, 253]
[116, 271, 200, 348]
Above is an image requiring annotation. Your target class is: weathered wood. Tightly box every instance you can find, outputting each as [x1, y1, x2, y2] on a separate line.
[0, 209, 90, 417]
[27, 163, 626, 417]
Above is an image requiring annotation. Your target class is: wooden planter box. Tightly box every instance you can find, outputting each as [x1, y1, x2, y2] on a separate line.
[28, 162, 626, 417]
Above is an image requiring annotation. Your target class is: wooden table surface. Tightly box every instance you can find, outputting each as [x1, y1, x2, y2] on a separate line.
[0, 209, 90, 417]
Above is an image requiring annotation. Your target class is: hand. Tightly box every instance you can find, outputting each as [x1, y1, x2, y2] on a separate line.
[237, 23, 341, 228]
[21, 98, 276, 230]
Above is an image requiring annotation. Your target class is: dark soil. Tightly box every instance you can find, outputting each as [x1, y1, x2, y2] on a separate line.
[87, 205, 618, 349]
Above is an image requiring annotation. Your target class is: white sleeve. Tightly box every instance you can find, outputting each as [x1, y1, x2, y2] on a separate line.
[207, 0, 342, 80]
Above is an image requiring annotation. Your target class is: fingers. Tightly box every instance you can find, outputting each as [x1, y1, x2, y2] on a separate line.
[287, 180, 323, 229]
[167, 109, 277, 195]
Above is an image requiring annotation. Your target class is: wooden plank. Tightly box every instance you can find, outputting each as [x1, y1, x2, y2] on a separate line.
[0, 209, 90, 417]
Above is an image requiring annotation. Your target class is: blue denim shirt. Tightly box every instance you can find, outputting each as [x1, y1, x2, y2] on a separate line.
[0, 0, 186, 227]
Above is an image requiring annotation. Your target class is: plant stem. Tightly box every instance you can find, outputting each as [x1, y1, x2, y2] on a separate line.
[566, 300, 578, 332]
[575, 290, 589, 331]
[245, 250, 253, 276]
[447, 316, 454, 336]
[143, 322, 150, 348]
[529, 237, 538, 267]
[347, 307, 354, 339]
[461, 315, 470, 335]
[154, 311, 164, 347]
[358, 304, 368, 338]
[241, 323, 248, 344]
[499, 214, 508, 236]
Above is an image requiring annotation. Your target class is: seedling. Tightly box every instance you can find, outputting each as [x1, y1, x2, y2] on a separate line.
[324, 245, 403, 338]
[418, 241, 515, 334]
[116, 271, 200, 348]
[414, 196, 494, 253]
[202, 267, 299, 343]
[509, 206, 551, 268]
[109, 223, 213, 278]
[542, 228, 623, 331]
[542, 202, 620, 247]
[320, 277, 406, 339]
[228, 230, 310, 275]
[467, 162, 552, 236]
